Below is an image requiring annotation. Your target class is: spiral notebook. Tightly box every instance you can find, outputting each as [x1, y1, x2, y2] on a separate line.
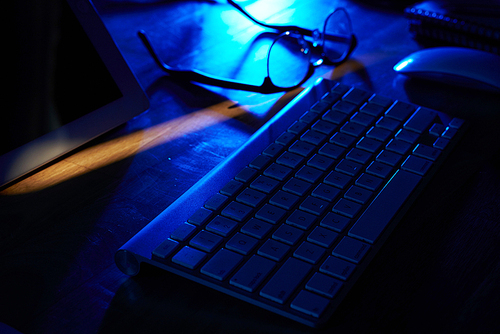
[405, 0, 500, 54]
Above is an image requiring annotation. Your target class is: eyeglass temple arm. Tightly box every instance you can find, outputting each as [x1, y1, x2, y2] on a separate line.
[138, 30, 285, 94]
[227, 0, 314, 36]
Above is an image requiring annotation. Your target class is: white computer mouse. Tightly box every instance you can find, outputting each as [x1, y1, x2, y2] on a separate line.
[393, 47, 500, 92]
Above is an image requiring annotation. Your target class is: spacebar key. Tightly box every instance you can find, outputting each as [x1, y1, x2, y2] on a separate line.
[348, 169, 421, 244]
[260, 258, 312, 304]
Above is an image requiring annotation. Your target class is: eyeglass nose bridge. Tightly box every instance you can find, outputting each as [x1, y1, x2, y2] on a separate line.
[311, 28, 322, 47]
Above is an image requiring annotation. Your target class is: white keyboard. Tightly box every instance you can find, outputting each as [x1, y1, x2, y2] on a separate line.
[115, 78, 465, 327]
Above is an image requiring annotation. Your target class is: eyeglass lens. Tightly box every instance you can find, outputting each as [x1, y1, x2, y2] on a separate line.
[267, 8, 353, 89]
[323, 8, 353, 62]
[267, 33, 311, 88]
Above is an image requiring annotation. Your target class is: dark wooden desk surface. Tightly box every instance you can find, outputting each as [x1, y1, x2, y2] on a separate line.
[2, 0, 500, 333]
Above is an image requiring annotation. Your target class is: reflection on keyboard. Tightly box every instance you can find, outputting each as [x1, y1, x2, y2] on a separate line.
[116, 79, 465, 327]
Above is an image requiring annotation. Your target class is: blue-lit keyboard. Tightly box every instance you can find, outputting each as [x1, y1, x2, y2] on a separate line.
[115, 78, 465, 327]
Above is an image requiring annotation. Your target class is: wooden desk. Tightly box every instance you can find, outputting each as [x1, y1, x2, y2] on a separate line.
[2, 0, 500, 333]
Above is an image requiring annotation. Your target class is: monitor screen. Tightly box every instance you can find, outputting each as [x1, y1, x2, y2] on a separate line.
[4, 0, 122, 156]
[1, 0, 148, 187]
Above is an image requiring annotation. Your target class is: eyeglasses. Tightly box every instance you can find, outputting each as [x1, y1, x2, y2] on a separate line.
[139, 1, 357, 94]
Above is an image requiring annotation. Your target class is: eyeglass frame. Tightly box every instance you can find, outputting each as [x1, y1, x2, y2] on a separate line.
[139, 1, 357, 94]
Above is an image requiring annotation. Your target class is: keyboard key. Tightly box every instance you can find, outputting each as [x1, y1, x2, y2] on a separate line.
[270, 190, 300, 210]
[335, 159, 362, 177]
[299, 111, 321, 124]
[262, 143, 284, 158]
[241, 218, 273, 239]
[320, 256, 356, 280]
[376, 150, 403, 166]
[442, 127, 457, 139]
[343, 87, 372, 105]
[230, 255, 276, 292]
[356, 137, 382, 153]
[283, 177, 313, 196]
[401, 155, 433, 175]
[250, 175, 280, 194]
[355, 173, 383, 191]
[385, 100, 415, 121]
[321, 91, 342, 105]
[206, 215, 239, 237]
[376, 116, 400, 132]
[366, 126, 391, 142]
[187, 207, 213, 226]
[332, 100, 357, 114]
[273, 224, 304, 246]
[395, 128, 420, 144]
[260, 258, 312, 304]
[264, 163, 293, 181]
[318, 142, 345, 159]
[368, 94, 393, 108]
[366, 161, 393, 179]
[340, 121, 366, 137]
[332, 198, 362, 218]
[249, 154, 271, 170]
[360, 102, 386, 117]
[345, 185, 373, 204]
[235, 167, 258, 183]
[301, 129, 327, 146]
[332, 237, 370, 264]
[350, 111, 375, 127]
[288, 121, 308, 135]
[346, 148, 372, 164]
[311, 119, 337, 135]
[291, 290, 330, 318]
[324, 171, 352, 189]
[323, 109, 347, 125]
[221, 201, 253, 222]
[307, 226, 339, 248]
[330, 132, 356, 148]
[310, 100, 331, 114]
[172, 246, 207, 269]
[404, 107, 437, 133]
[433, 137, 449, 149]
[226, 233, 259, 255]
[320, 212, 350, 232]
[200, 248, 243, 281]
[311, 183, 341, 202]
[204, 193, 229, 211]
[296, 165, 323, 183]
[189, 230, 223, 253]
[258, 239, 291, 261]
[255, 204, 287, 224]
[170, 223, 197, 242]
[306, 272, 343, 298]
[413, 144, 441, 161]
[449, 117, 465, 129]
[275, 132, 296, 146]
[300, 196, 329, 216]
[349, 169, 421, 243]
[220, 179, 244, 197]
[152, 239, 179, 259]
[289, 140, 316, 157]
[276, 151, 305, 169]
[386, 138, 412, 155]
[236, 188, 267, 207]
[287, 210, 317, 230]
[429, 123, 445, 136]
[294, 241, 326, 264]
[307, 154, 335, 171]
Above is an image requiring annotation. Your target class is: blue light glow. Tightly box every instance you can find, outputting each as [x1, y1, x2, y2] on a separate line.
[394, 58, 413, 71]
